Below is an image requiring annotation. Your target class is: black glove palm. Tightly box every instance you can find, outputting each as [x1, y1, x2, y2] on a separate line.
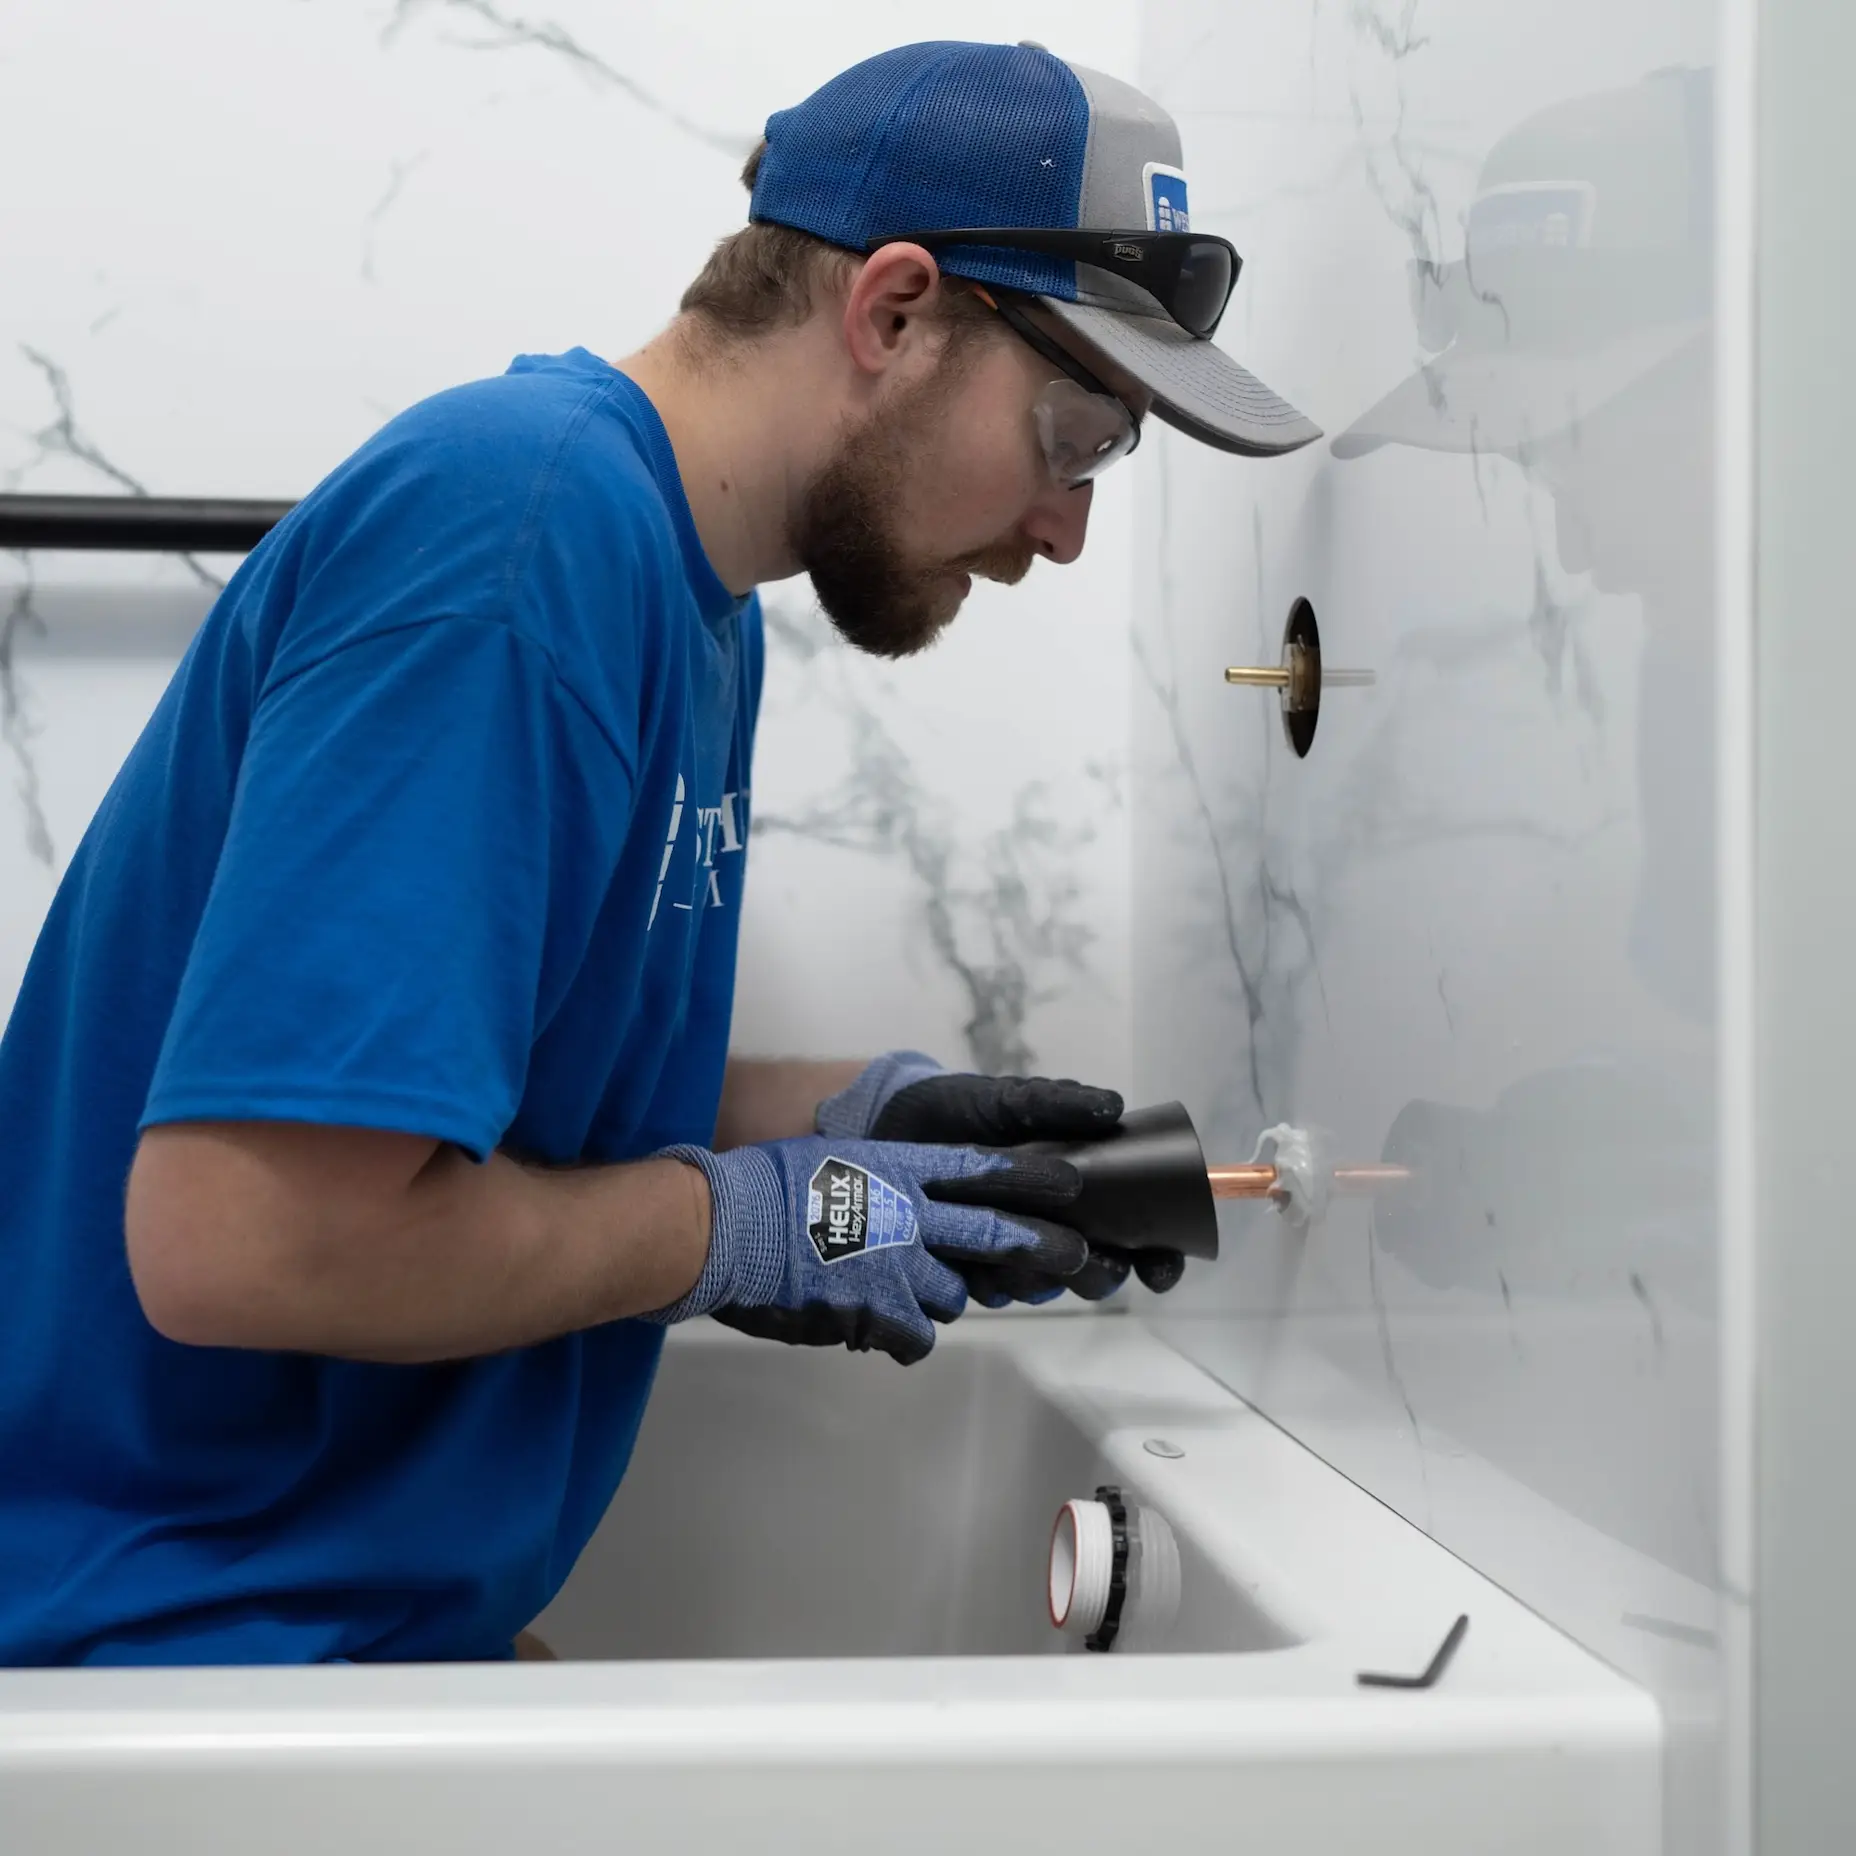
[869, 1071, 1124, 1147]
[871, 1073, 1187, 1304]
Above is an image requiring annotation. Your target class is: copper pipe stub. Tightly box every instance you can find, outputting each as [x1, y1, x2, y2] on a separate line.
[1332, 1165, 1413, 1192]
[1207, 1164, 1282, 1200]
[1206, 1161, 1412, 1201]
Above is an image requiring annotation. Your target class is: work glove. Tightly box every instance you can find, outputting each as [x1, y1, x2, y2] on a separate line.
[815, 1050, 1124, 1148]
[646, 1136, 1089, 1366]
[818, 1053, 1187, 1303]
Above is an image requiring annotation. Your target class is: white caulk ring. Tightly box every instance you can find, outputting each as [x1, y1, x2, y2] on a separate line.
[1049, 1497, 1115, 1634]
[1250, 1122, 1329, 1226]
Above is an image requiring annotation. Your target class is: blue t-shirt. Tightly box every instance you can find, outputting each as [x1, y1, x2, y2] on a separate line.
[0, 349, 763, 1665]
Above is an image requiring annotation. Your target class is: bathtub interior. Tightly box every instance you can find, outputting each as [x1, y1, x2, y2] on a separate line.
[532, 1319, 1296, 1661]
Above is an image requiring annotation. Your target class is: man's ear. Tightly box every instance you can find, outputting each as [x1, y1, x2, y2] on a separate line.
[841, 244, 945, 378]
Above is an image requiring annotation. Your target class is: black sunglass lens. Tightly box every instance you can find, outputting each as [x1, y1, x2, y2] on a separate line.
[1175, 241, 1235, 335]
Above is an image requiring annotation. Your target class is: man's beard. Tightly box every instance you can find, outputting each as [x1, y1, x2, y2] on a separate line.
[793, 370, 1036, 659]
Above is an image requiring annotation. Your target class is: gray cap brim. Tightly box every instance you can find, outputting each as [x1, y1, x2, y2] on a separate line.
[1331, 322, 1707, 459]
[1039, 297, 1323, 459]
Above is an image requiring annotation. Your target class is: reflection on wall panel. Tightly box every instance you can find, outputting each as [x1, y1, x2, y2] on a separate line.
[1132, 4, 1720, 1847]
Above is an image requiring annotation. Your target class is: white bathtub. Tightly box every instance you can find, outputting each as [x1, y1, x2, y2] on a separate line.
[0, 1315, 1659, 1853]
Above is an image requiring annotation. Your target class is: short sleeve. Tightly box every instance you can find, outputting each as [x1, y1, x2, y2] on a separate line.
[143, 617, 634, 1160]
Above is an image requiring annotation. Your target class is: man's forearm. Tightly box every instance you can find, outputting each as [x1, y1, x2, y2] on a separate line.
[327, 1145, 714, 1363]
[127, 1123, 712, 1365]
[713, 1056, 868, 1148]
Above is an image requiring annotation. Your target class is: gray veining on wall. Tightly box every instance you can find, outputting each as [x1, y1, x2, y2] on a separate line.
[1137, 441, 1607, 1140]
[1136, 1, 1722, 1842]
[0, 0, 1138, 1094]
[7, 348, 223, 594]
[754, 599, 1116, 1074]
[0, 561, 52, 867]
[0, 346, 230, 867]
[381, 0, 759, 158]
[361, 153, 430, 285]
[1344, 0, 1431, 64]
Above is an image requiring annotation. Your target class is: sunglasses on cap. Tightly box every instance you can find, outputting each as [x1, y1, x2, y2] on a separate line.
[968, 284, 1141, 489]
[864, 226, 1242, 339]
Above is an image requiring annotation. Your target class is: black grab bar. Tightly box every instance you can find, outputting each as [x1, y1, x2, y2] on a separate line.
[0, 494, 295, 555]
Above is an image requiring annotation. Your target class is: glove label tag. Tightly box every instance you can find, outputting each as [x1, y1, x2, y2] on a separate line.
[807, 1157, 916, 1264]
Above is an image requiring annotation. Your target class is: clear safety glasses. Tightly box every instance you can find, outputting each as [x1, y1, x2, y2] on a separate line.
[970, 285, 1142, 489]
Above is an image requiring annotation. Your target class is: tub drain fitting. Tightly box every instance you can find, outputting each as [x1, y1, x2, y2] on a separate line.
[1049, 1485, 1180, 1652]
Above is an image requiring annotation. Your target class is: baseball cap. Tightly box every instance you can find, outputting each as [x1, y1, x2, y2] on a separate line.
[1332, 67, 1713, 460]
[748, 40, 1321, 459]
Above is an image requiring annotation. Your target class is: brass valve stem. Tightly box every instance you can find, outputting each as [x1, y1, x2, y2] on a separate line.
[1224, 639, 1321, 713]
[1224, 643, 1374, 712]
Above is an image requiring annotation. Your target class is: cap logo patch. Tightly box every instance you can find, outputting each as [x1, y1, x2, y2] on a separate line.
[1466, 180, 1596, 259]
[1143, 162, 1190, 233]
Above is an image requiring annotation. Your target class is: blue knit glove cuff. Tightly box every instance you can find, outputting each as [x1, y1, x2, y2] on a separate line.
[814, 1050, 946, 1140]
[643, 1144, 784, 1324]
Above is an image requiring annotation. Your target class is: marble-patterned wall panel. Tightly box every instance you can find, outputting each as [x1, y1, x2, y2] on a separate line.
[0, 0, 1139, 1086]
[1132, 0, 1719, 1844]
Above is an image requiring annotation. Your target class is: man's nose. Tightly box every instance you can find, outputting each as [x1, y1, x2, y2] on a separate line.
[1020, 479, 1094, 565]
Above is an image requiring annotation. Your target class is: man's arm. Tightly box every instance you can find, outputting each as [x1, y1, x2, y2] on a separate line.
[125, 1122, 711, 1364]
[129, 1057, 875, 1362]
[712, 1057, 869, 1148]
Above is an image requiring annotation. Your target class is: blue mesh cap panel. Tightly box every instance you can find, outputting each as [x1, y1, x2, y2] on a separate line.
[750, 41, 1091, 302]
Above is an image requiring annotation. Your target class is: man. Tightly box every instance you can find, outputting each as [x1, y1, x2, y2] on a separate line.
[0, 40, 1316, 1666]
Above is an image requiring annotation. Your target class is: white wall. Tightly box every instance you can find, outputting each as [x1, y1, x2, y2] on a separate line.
[0, 0, 1139, 1087]
[1131, 2, 1722, 1847]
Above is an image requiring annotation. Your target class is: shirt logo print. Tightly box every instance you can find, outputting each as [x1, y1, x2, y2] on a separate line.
[647, 774, 686, 930]
[648, 775, 750, 929]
